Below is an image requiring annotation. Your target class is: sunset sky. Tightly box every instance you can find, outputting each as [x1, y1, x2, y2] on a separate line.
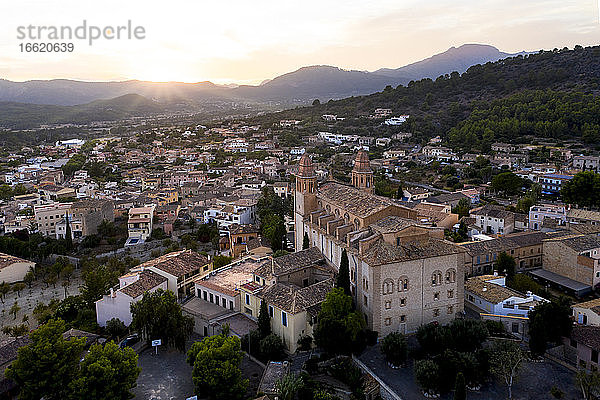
[1, 0, 599, 85]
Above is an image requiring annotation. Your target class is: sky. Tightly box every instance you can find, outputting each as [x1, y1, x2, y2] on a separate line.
[1, 0, 599, 85]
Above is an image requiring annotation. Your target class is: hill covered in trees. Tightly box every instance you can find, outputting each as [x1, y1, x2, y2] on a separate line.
[252, 45, 600, 151]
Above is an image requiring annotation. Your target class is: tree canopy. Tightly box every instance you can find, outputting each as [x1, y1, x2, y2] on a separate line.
[130, 289, 194, 351]
[5, 319, 85, 400]
[314, 288, 365, 354]
[561, 171, 600, 209]
[187, 333, 248, 400]
[69, 341, 140, 400]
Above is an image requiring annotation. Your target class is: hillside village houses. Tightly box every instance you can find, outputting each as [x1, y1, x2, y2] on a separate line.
[3, 114, 600, 380]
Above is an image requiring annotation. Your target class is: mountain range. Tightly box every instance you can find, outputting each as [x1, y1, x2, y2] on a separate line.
[0, 44, 527, 106]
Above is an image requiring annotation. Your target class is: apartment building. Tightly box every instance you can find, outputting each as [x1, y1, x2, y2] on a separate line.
[127, 205, 155, 245]
[529, 204, 567, 231]
[34, 202, 72, 237]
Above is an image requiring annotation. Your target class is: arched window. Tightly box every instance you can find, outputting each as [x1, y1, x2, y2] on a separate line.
[445, 268, 456, 283]
[432, 270, 442, 286]
[382, 279, 394, 295]
[398, 276, 409, 292]
[326, 204, 331, 213]
[335, 209, 340, 217]
[344, 213, 349, 223]
[354, 219, 360, 230]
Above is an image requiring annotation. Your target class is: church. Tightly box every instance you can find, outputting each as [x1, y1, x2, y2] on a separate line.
[294, 150, 466, 336]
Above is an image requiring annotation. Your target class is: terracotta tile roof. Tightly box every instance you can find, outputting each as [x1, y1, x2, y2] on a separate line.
[573, 298, 600, 311]
[318, 182, 394, 218]
[556, 234, 600, 252]
[0, 253, 34, 271]
[370, 216, 421, 234]
[465, 275, 521, 304]
[230, 224, 260, 235]
[567, 209, 600, 222]
[0, 336, 31, 366]
[195, 257, 265, 296]
[571, 325, 600, 351]
[361, 238, 464, 266]
[120, 270, 167, 299]
[246, 236, 271, 251]
[570, 224, 600, 235]
[470, 204, 513, 219]
[254, 247, 325, 278]
[259, 279, 334, 314]
[140, 249, 210, 278]
[460, 231, 549, 255]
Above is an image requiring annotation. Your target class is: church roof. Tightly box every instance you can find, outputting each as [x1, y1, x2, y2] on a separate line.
[352, 150, 372, 173]
[318, 182, 394, 218]
[297, 154, 315, 177]
[361, 237, 464, 266]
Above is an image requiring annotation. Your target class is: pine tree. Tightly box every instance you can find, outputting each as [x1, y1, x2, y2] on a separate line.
[258, 300, 271, 338]
[336, 249, 351, 296]
[302, 233, 309, 250]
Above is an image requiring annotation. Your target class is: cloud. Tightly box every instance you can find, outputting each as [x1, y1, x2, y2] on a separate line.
[0, 0, 598, 82]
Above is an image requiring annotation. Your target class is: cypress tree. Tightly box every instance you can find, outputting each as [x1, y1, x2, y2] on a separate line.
[336, 249, 351, 296]
[302, 233, 309, 250]
[258, 300, 271, 338]
[64, 212, 73, 251]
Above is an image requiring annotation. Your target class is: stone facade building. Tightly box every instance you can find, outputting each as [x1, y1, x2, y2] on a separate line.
[294, 151, 466, 337]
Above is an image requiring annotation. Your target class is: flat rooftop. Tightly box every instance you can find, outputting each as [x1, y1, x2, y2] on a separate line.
[195, 257, 268, 297]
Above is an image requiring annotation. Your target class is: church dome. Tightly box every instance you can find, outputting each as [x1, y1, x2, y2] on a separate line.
[352, 149, 371, 173]
[297, 154, 315, 177]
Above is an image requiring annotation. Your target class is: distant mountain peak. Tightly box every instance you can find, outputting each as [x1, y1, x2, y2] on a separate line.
[374, 43, 522, 80]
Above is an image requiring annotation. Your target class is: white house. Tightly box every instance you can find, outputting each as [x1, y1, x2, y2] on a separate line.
[95, 269, 168, 326]
[572, 298, 600, 326]
[95, 250, 212, 326]
[529, 204, 566, 231]
[384, 115, 409, 125]
[465, 275, 546, 317]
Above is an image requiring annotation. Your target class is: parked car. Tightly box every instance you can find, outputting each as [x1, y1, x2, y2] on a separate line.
[119, 333, 140, 349]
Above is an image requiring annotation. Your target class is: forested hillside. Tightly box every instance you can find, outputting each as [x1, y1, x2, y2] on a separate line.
[251, 45, 600, 151]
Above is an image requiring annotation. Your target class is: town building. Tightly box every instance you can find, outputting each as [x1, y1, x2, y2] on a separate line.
[470, 204, 515, 235]
[567, 326, 600, 371]
[34, 202, 72, 237]
[294, 152, 465, 338]
[239, 248, 335, 352]
[572, 298, 600, 326]
[126, 205, 155, 245]
[460, 231, 549, 275]
[533, 234, 600, 296]
[567, 209, 600, 227]
[55, 199, 114, 240]
[540, 173, 574, 196]
[229, 224, 260, 259]
[572, 155, 600, 172]
[96, 269, 168, 326]
[529, 204, 567, 231]
[143, 249, 211, 299]
[465, 275, 546, 337]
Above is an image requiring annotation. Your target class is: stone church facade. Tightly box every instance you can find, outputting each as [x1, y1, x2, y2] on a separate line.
[294, 150, 465, 336]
